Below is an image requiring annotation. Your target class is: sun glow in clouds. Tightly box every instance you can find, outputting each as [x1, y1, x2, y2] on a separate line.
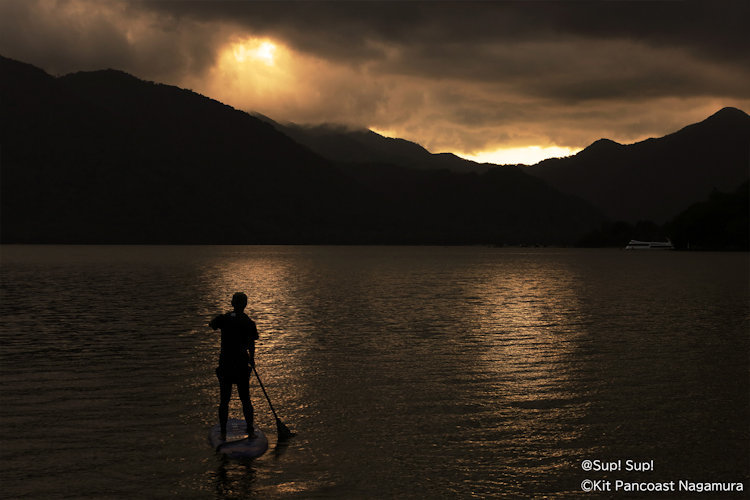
[458, 145, 581, 166]
[371, 127, 581, 166]
[198, 35, 396, 125]
[195, 35, 296, 107]
[233, 39, 277, 66]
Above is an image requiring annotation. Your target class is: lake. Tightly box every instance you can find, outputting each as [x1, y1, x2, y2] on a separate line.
[1, 246, 748, 498]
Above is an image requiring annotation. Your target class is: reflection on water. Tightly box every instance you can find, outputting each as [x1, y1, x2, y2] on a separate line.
[464, 259, 586, 493]
[1, 246, 748, 498]
[212, 457, 257, 498]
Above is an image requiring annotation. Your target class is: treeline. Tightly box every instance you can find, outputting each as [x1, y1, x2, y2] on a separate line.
[578, 181, 749, 250]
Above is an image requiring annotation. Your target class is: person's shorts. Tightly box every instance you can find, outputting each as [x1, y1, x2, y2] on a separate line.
[216, 365, 249, 383]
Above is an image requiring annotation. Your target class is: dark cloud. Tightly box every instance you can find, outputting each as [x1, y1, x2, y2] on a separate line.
[0, 0, 222, 78]
[1, 0, 748, 158]
[136, 1, 750, 66]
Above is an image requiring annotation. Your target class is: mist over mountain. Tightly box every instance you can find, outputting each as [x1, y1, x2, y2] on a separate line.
[0, 55, 603, 245]
[256, 116, 488, 174]
[527, 107, 750, 223]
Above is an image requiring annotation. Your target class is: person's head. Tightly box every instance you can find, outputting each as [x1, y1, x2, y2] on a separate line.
[231, 292, 248, 311]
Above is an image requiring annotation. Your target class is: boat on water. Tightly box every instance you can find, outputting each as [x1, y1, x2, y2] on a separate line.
[625, 239, 674, 250]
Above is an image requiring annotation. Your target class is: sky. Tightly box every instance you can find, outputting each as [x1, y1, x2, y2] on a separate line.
[1, 0, 749, 165]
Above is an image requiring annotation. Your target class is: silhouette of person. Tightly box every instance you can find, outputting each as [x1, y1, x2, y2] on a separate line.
[209, 292, 259, 440]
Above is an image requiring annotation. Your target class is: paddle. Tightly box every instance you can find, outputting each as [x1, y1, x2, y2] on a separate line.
[252, 365, 296, 441]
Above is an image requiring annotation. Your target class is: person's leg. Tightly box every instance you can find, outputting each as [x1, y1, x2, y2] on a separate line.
[236, 376, 254, 435]
[218, 372, 232, 437]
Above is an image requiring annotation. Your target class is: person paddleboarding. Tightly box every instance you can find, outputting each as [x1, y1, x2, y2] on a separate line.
[209, 292, 258, 441]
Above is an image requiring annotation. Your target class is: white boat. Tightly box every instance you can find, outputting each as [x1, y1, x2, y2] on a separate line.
[625, 239, 674, 250]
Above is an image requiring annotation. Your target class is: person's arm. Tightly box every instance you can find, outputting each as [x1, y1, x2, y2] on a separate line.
[248, 320, 259, 367]
[249, 339, 256, 368]
[209, 315, 223, 330]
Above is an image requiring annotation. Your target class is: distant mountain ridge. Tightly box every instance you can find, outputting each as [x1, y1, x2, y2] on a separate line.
[261, 108, 749, 225]
[527, 107, 750, 222]
[0, 55, 603, 245]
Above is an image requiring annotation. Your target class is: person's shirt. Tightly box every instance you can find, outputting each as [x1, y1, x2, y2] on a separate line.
[210, 311, 259, 367]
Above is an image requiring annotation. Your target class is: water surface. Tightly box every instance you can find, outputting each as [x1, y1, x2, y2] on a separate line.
[1, 246, 748, 498]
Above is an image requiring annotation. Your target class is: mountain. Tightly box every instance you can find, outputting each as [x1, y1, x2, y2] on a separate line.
[527, 108, 750, 223]
[0, 56, 372, 243]
[0, 55, 603, 245]
[256, 117, 488, 174]
[264, 108, 749, 227]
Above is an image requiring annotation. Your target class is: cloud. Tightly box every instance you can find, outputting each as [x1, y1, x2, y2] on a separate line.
[191, 36, 393, 127]
[134, 1, 750, 70]
[1, 0, 748, 158]
[0, 0, 223, 78]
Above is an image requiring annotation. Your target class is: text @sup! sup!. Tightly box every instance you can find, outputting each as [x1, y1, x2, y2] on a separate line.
[582, 459, 654, 472]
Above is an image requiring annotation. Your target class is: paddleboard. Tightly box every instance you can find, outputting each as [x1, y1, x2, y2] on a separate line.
[209, 418, 268, 459]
